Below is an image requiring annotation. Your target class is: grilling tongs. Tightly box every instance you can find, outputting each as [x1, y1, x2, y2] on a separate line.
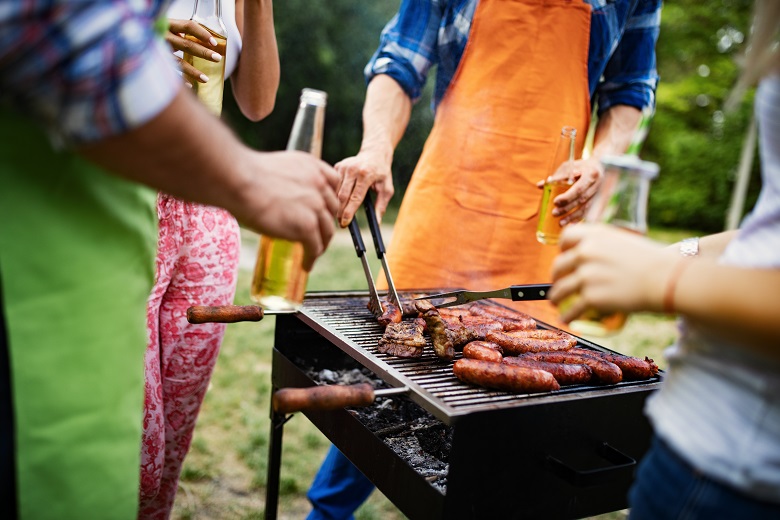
[347, 191, 402, 318]
[414, 283, 552, 308]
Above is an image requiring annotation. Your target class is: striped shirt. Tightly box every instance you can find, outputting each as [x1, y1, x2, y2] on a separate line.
[646, 73, 780, 504]
[0, 0, 182, 145]
[365, 0, 661, 115]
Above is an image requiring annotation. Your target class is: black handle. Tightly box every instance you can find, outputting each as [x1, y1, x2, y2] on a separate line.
[347, 217, 367, 258]
[510, 284, 552, 301]
[546, 442, 636, 488]
[362, 191, 386, 259]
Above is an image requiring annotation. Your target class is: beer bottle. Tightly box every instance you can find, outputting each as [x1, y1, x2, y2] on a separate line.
[250, 89, 328, 310]
[184, 0, 228, 116]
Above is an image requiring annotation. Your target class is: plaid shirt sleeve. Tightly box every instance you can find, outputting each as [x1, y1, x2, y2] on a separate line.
[595, 0, 662, 114]
[0, 1, 181, 146]
[364, 0, 447, 103]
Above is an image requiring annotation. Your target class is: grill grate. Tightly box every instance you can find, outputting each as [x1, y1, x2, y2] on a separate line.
[295, 291, 660, 423]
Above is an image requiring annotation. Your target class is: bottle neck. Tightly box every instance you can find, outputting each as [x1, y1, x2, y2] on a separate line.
[191, 0, 226, 37]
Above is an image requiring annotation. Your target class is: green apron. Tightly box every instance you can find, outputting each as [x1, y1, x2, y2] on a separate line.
[0, 110, 157, 519]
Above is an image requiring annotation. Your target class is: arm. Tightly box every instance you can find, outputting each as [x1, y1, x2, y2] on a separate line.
[230, 0, 280, 121]
[549, 224, 780, 360]
[79, 88, 339, 271]
[336, 75, 412, 227]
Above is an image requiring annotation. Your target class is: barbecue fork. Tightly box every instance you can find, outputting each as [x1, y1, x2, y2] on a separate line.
[414, 284, 552, 308]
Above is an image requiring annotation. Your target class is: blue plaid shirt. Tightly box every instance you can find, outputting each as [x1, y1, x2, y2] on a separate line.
[0, 0, 181, 145]
[365, 0, 661, 115]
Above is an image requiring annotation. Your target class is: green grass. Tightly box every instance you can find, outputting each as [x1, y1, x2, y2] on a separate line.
[171, 225, 690, 519]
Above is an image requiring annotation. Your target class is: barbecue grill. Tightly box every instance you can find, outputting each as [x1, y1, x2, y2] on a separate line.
[263, 290, 663, 520]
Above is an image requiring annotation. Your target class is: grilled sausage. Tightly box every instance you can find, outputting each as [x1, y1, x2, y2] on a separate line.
[453, 358, 560, 393]
[502, 357, 592, 385]
[568, 348, 659, 380]
[485, 330, 576, 355]
[377, 300, 402, 327]
[518, 351, 623, 384]
[463, 341, 504, 363]
[469, 305, 537, 331]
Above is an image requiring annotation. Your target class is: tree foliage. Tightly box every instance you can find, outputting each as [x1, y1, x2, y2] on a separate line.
[223, 0, 758, 232]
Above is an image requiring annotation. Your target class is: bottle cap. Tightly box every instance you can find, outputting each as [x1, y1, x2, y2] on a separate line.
[301, 88, 328, 105]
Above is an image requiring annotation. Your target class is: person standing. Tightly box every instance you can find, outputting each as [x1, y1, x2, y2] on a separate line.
[550, 2, 780, 517]
[309, 1, 661, 518]
[138, 1, 280, 518]
[0, 1, 337, 518]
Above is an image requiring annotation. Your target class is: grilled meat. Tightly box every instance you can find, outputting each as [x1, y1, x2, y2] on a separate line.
[463, 341, 504, 363]
[377, 299, 402, 327]
[377, 317, 427, 358]
[568, 348, 659, 380]
[453, 358, 560, 393]
[415, 300, 454, 361]
[469, 305, 536, 331]
[518, 351, 623, 384]
[486, 329, 576, 355]
[502, 357, 592, 385]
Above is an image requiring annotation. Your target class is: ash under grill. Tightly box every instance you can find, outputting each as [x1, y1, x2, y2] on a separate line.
[265, 290, 663, 520]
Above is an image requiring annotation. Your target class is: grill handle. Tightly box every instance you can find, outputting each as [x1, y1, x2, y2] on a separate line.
[546, 442, 636, 487]
[273, 384, 408, 414]
[187, 305, 265, 324]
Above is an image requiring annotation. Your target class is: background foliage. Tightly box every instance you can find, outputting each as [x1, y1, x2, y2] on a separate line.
[223, 0, 758, 233]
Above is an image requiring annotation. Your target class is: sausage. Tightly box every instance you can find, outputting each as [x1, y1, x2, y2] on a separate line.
[518, 351, 623, 384]
[469, 305, 537, 331]
[377, 300, 402, 327]
[453, 358, 560, 393]
[485, 330, 576, 355]
[502, 357, 592, 385]
[462, 341, 504, 363]
[568, 348, 659, 380]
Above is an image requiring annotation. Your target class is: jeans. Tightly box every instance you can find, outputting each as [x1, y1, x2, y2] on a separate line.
[628, 435, 780, 520]
[306, 445, 375, 520]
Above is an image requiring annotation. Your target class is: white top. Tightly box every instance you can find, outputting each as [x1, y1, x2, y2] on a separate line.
[167, 0, 243, 79]
[646, 72, 780, 504]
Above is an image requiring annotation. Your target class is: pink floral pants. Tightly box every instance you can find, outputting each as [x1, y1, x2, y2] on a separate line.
[138, 194, 240, 519]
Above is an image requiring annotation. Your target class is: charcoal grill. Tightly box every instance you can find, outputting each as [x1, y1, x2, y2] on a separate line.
[264, 290, 662, 520]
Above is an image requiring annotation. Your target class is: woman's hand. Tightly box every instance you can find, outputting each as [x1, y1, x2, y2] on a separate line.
[549, 223, 676, 322]
[165, 18, 224, 86]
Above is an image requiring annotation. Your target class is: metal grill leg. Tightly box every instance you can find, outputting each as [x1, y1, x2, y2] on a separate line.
[264, 410, 286, 520]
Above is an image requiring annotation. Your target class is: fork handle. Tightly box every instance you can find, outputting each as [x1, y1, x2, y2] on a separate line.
[510, 284, 552, 301]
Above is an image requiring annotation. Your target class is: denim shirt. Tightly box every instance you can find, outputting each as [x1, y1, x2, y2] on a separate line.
[365, 0, 661, 115]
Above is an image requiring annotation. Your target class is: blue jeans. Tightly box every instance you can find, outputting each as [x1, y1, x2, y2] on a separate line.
[306, 445, 375, 520]
[629, 436, 780, 520]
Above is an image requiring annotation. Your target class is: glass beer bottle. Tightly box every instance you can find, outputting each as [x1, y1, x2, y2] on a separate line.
[536, 126, 577, 245]
[564, 155, 660, 336]
[184, 0, 227, 116]
[250, 89, 327, 310]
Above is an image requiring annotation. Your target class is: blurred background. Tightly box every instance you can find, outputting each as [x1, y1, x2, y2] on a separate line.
[175, 1, 759, 518]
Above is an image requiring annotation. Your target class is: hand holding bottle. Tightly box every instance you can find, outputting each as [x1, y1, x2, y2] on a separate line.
[549, 223, 678, 320]
[165, 18, 225, 87]
[537, 156, 605, 226]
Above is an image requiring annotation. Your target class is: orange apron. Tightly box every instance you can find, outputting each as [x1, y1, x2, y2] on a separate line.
[384, 0, 591, 326]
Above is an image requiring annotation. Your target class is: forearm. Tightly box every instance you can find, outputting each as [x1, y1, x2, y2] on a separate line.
[359, 75, 412, 164]
[590, 105, 642, 161]
[230, 0, 280, 121]
[673, 260, 780, 359]
[79, 88, 252, 215]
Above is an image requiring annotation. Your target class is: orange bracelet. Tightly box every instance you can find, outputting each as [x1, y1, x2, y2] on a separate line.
[663, 258, 694, 314]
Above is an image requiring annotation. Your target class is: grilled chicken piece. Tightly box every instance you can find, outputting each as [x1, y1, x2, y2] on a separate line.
[415, 300, 454, 361]
[377, 318, 427, 358]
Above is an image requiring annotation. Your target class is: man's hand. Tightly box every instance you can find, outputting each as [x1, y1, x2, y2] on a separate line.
[165, 18, 224, 86]
[536, 156, 604, 226]
[335, 148, 394, 227]
[238, 150, 340, 271]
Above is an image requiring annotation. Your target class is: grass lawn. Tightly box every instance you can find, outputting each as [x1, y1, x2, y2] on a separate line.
[171, 225, 689, 520]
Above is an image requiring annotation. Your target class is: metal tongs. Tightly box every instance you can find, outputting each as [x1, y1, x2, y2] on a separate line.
[414, 284, 552, 308]
[348, 192, 402, 317]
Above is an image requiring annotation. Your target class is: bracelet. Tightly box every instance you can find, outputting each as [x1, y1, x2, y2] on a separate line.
[679, 237, 700, 257]
[663, 258, 694, 314]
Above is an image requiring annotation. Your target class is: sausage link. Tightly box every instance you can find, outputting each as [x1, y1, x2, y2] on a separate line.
[453, 358, 560, 393]
[486, 330, 575, 355]
[502, 357, 592, 385]
[518, 351, 623, 384]
[462, 341, 504, 363]
[568, 348, 659, 380]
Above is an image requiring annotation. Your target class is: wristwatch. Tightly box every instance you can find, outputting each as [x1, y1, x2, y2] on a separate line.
[679, 237, 700, 257]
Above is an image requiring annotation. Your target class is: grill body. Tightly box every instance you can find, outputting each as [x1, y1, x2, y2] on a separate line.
[266, 292, 663, 519]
